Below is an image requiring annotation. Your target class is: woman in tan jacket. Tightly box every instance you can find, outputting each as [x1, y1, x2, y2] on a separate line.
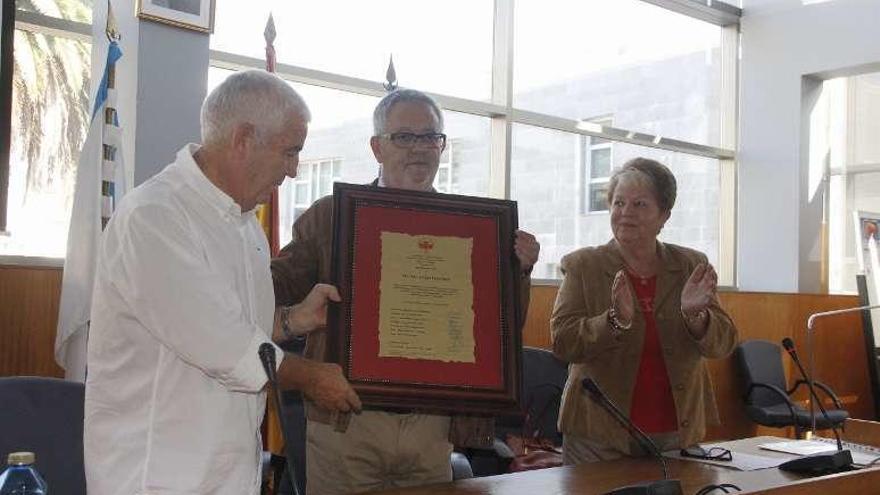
[551, 157, 737, 464]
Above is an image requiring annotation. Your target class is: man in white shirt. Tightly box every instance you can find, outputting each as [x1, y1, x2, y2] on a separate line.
[84, 69, 361, 495]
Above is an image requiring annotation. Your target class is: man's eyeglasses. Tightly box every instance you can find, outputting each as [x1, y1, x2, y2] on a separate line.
[680, 446, 732, 461]
[379, 132, 447, 149]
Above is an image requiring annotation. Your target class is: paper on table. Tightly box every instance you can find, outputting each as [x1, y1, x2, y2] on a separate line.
[664, 445, 785, 471]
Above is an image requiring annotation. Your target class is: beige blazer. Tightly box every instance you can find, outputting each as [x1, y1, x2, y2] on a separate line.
[551, 240, 737, 453]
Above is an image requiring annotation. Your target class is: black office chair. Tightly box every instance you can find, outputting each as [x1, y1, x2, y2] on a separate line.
[0, 376, 86, 495]
[450, 452, 474, 480]
[466, 346, 568, 476]
[735, 339, 849, 439]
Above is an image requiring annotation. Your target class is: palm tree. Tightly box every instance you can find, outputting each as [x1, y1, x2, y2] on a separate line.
[11, 0, 91, 202]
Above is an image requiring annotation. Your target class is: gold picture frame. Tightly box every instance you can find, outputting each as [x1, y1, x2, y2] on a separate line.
[136, 0, 216, 34]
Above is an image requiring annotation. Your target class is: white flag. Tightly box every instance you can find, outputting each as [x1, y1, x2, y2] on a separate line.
[55, 5, 127, 382]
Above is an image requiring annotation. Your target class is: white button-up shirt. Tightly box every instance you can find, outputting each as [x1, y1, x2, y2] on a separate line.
[85, 144, 282, 495]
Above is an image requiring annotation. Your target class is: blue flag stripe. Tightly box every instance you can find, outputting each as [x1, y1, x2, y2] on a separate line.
[91, 41, 123, 121]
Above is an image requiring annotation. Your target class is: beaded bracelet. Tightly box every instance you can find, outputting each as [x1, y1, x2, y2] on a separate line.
[608, 306, 632, 332]
[681, 308, 709, 326]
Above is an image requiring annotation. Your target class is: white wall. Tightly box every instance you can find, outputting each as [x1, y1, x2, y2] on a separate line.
[132, 21, 208, 185]
[739, 0, 880, 292]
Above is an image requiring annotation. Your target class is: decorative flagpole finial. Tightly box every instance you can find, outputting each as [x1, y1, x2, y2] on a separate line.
[106, 0, 121, 42]
[383, 54, 398, 92]
[264, 13, 277, 73]
[264, 13, 276, 45]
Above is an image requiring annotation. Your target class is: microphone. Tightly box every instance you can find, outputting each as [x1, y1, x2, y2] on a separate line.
[582, 378, 682, 495]
[781, 337, 843, 450]
[777, 337, 852, 474]
[259, 343, 302, 495]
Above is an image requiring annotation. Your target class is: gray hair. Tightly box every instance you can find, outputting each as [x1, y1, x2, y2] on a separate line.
[201, 69, 310, 146]
[373, 89, 444, 136]
[606, 157, 678, 213]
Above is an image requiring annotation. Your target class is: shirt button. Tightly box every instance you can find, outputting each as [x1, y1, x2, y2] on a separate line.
[681, 420, 690, 428]
[675, 384, 685, 392]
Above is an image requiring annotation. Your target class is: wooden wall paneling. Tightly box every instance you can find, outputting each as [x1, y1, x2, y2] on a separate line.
[1, 262, 874, 446]
[795, 294, 872, 419]
[841, 418, 880, 448]
[0, 265, 64, 377]
[710, 292, 801, 441]
[522, 285, 557, 349]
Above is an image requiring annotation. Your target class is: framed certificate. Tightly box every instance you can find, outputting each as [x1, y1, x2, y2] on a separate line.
[327, 183, 522, 415]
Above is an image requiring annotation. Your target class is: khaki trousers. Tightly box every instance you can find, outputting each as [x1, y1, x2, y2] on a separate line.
[306, 410, 452, 495]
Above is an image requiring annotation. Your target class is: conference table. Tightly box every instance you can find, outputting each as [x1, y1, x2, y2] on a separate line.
[373, 420, 880, 495]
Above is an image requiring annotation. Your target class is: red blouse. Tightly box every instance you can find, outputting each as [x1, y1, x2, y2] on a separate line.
[627, 273, 678, 434]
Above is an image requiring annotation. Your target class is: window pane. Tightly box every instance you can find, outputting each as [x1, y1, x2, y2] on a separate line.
[511, 124, 720, 279]
[514, 0, 722, 147]
[211, 0, 493, 101]
[1, 30, 90, 257]
[294, 181, 309, 201]
[590, 147, 611, 178]
[440, 145, 451, 164]
[441, 115, 490, 198]
[436, 168, 450, 192]
[15, 0, 92, 23]
[827, 72, 880, 294]
[829, 172, 880, 294]
[206, 67, 491, 247]
[588, 182, 608, 213]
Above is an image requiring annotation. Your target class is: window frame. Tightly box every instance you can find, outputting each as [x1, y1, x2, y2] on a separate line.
[4, 0, 741, 285]
[434, 139, 454, 194]
[288, 157, 343, 221]
[0, 0, 14, 232]
[581, 117, 614, 215]
[207, 0, 741, 285]
[0, 8, 90, 260]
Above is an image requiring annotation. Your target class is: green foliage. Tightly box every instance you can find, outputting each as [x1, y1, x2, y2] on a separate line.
[11, 0, 92, 201]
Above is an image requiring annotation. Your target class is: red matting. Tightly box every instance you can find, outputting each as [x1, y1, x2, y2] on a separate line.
[348, 205, 503, 389]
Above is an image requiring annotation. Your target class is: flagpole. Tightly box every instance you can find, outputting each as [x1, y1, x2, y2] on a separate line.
[263, 14, 281, 256]
[55, 1, 127, 381]
[102, 2, 121, 229]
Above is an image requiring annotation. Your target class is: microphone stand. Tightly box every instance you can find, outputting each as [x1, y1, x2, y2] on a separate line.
[782, 338, 842, 450]
[778, 337, 852, 474]
[807, 304, 880, 435]
[582, 378, 682, 495]
[259, 343, 302, 495]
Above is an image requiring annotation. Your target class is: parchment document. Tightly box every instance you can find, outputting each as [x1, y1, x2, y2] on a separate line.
[378, 232, 475, 362]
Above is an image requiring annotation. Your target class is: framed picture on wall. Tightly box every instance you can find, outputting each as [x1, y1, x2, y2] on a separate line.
[137, 0, 215, 33]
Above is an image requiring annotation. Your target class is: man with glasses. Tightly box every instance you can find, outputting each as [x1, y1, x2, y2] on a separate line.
[272, 88, 540, 494]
